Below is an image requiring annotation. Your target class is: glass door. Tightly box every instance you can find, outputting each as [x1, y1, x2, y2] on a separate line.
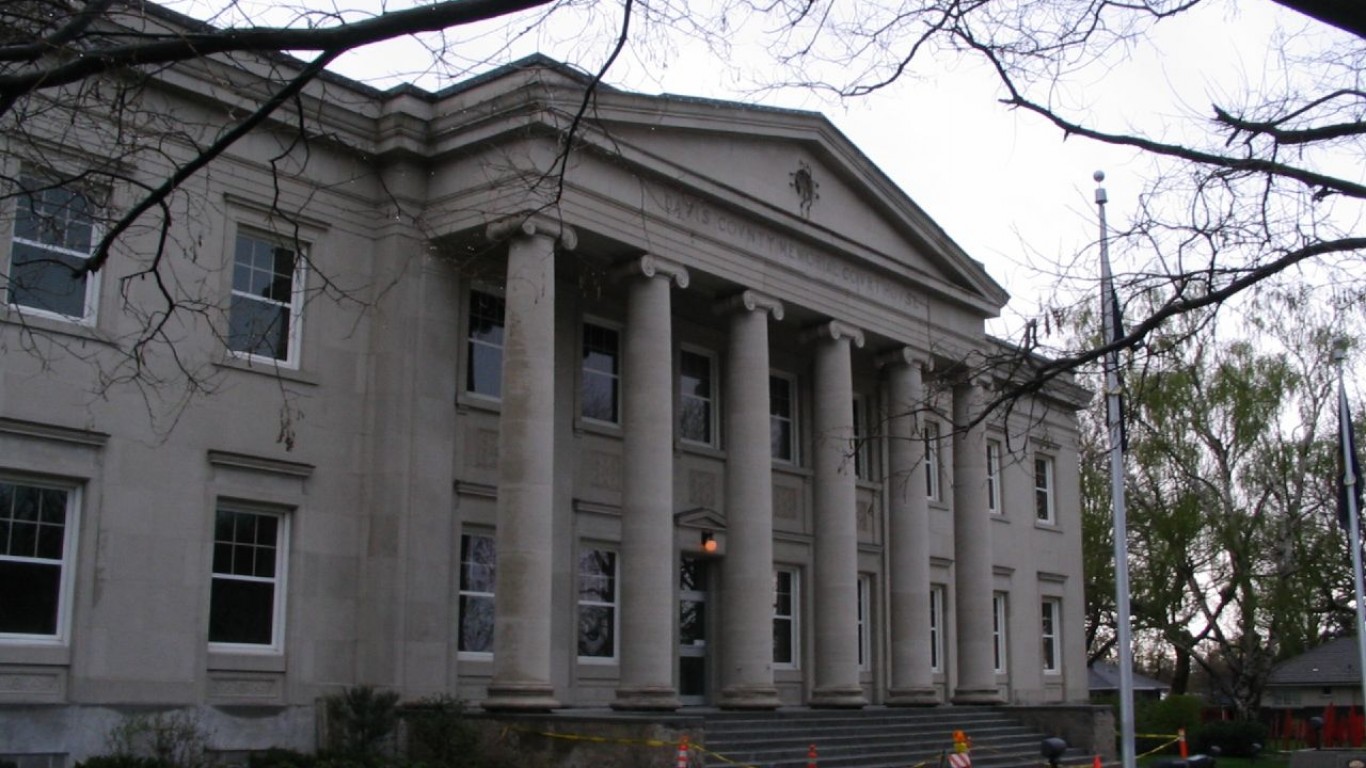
[679, 557, 708, 705]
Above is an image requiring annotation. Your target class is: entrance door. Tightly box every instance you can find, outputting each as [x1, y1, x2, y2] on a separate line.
[679, 557, 709, 705]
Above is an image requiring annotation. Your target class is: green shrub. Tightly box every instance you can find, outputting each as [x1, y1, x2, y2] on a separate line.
[78, 757, 173, 768]
[1192, 720, 1268, 757]
[247, 748, 316, 768]
[103, 712, 213, 768]
[403, 696, 481, 768]
[323, 686, 401, 763]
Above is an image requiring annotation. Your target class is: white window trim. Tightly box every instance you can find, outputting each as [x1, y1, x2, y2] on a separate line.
[456, 531, 495, 660]
[857, 573, 872, 671]
[1042, 598, 1062, 674]
[993, 592, 1008, 674]
[924, 421, 941, 501]
[679, 346, 718, 447]
[774, 566, 801, 670]
[0, 477, 80, 645]
[576, 545, 619, 664]
[986, 439, 1002, 514]
[1035, 454, 1057, 524]
[929, 584, 944, 673]
[207, 505, 289, 655]
[770, 371, 799, 465]
[6, 176, 101, 325]
[464, 286, 506, 403]
[228, 227, 307, 370]
[580, 318, 622, 428]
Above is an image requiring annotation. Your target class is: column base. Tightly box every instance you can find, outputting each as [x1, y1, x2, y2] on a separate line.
[611, 686, 682, 711]
[810, 685, 867, 709]
[482, 682, 560, 712]
[886, 687, 940, 706]
[950, 687, 1004, 705]
[718, 684, 782, 710]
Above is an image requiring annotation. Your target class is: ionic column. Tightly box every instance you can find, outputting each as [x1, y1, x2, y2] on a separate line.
[879, 349, 938, 705]
[951, 379, 1003, 704]
[613, 255, 689, 711]
[483, 217, 576, 712]
[808, 320, 868, 709]
[716, 289, 783, 710]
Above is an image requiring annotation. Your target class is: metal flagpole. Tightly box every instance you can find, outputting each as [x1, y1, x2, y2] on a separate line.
[1096, 171, 1136, 768]
[1333, 346, 1366, 709]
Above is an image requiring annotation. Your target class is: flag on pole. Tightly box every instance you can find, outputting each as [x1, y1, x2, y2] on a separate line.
[1339, 375, 1364, 531]
[1097, 186, 1128, 452]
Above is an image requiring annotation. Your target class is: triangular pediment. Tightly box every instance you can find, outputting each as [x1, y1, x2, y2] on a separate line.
[674, 507, 726, 531]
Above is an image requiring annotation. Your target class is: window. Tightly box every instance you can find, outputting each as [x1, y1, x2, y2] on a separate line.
[857, 574, 872, 670]
[457, 533, 496, 655]
[0, 479, 77, 640]
[770, 374, 796, 462]
[229, 232, 303, 365]
[924, 422, 941, 500]
[774, 567, 800, 667]
[577, 547, 617, 661]
[1041, 598, 1061, 673]
[852, 396, 869, 479]
[987, 440, 1002, 514]
[581, 323, 620, 424]
[6, 175, 98, 320]
[466, 289, 506, 399]
[209, 507, 287, 650]
[679, 349, 716, 445]
[929, 584, 944, 673]
[993, 592, 1008, 673]
[1034, 454, 1056, 523]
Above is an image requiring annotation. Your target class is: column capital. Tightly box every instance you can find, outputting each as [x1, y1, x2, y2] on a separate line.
[485, 213, 578, 251]
[877, 346, 929, 370]
[803, 319, 865, 348]
[715, 289, 784, 321]
[616, 254, 690, 288]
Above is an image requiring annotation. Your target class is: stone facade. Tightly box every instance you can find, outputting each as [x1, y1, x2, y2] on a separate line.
[0, 15, 1090, 761]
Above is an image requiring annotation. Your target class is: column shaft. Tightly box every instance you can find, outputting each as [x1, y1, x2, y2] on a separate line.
[884, 354, 938, 705]
[810, 323, 867, 708]
[951, 380, 1003, 704]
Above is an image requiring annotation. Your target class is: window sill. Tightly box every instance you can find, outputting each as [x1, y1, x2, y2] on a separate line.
[208, 650, 287, 673]
[575, 418, 623, 439]
[679, 441, 725, 460]
[1033, 520, 1063, 532]
[0, 641, 71, 667]
[1, 306, 114, 347]
[215, 357, 317, 386]
[772, 463, 812, 479]
[457, 393, 503, 415]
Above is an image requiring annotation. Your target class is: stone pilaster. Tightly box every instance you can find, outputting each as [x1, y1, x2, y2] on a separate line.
[483, 216, 576, 712]
[950, 379, 1003, 704]
[807, 320, 868, 708]
[879, 348, 939, 706]
[716, 289, 783, 710]
[613, 255, 689, 711]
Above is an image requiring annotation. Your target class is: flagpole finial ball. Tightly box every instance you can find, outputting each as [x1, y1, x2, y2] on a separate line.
[1093, 170, 1106, 183]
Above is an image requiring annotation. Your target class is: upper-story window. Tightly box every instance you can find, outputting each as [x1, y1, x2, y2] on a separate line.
[1034, 454, 1056, 524]
[6, 175, 99, 321]
[924, 421, 941, 500]
[229, 231, 304, 366]
[770, 374, 797, 463]
[679, 348, 716, 446]
[581, 322, 620, 424]
[987, 439, 1003, 514]
[0, 478, 79, 642]
[466, 289, 506, 399]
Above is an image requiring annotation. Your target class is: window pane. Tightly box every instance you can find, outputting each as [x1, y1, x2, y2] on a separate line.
[0, 560, 62, 635]
[467, 344, 503, 397]
[457, 595, 494, 653]
[467, 291, 505, 398]
[773, 618, 793, 664]
[578, 605, 615, 657]
[770, 418, 792, 461]
[208, 578, 275, 645]
[229, 294, 291, 359]
[582, 370, 618, 422]
[8, 241, 89, 317]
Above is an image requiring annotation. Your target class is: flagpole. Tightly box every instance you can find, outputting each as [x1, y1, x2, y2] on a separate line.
[1096, 171, 1136, 768]
[1334, 346, 1366, 709]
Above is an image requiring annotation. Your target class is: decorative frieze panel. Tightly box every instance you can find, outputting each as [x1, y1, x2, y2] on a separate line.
[0, 667, 67, 703]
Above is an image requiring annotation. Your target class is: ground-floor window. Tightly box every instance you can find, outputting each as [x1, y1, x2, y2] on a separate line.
[0, 478, 77, 640]
[774, 567, 800, 668]
[209, 506, 288, 650]
[929, 584, 944, 672]
[577, 547, 618, 661]
[458, 532, 496, 656]
[1041, 598, 1062, 673]
[993, 592, 1008, 673]
[857, 574, 872, 670]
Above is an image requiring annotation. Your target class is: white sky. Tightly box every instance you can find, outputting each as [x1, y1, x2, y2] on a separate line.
[307, 0, 1313, 339]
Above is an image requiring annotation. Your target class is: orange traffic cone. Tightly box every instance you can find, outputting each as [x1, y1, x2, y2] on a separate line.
[676, 736, 689, 768]
[807, 743, 819, 768]
[1093, 755, 1103, 768]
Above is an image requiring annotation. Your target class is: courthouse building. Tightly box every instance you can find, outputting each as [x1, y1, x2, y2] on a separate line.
[0, 8, 1089, 759]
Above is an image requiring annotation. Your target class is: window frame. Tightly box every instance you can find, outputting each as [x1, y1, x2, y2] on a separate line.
[992, 591, 1008, 674]
[929, 584, 945, 673]
[1034, 453, 1056, 524]
[773, 566, 801, 669]
[5, 174, 101, 323]
[986, 439, 1002, 514]
[1041, 598, 1062, 674]
[208, 505, 289, 654]
[457, 531, 496, 658]
[228, 228, 307, 369]
[465, 287, 506, 402]
[0, 476, 80, 644]
[769, 372, 798, 464]
[679, 346, 718, 447]
[924, 421, 941, 501]
[576, 545, 619, 663]
[580, 319, 622, 427]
